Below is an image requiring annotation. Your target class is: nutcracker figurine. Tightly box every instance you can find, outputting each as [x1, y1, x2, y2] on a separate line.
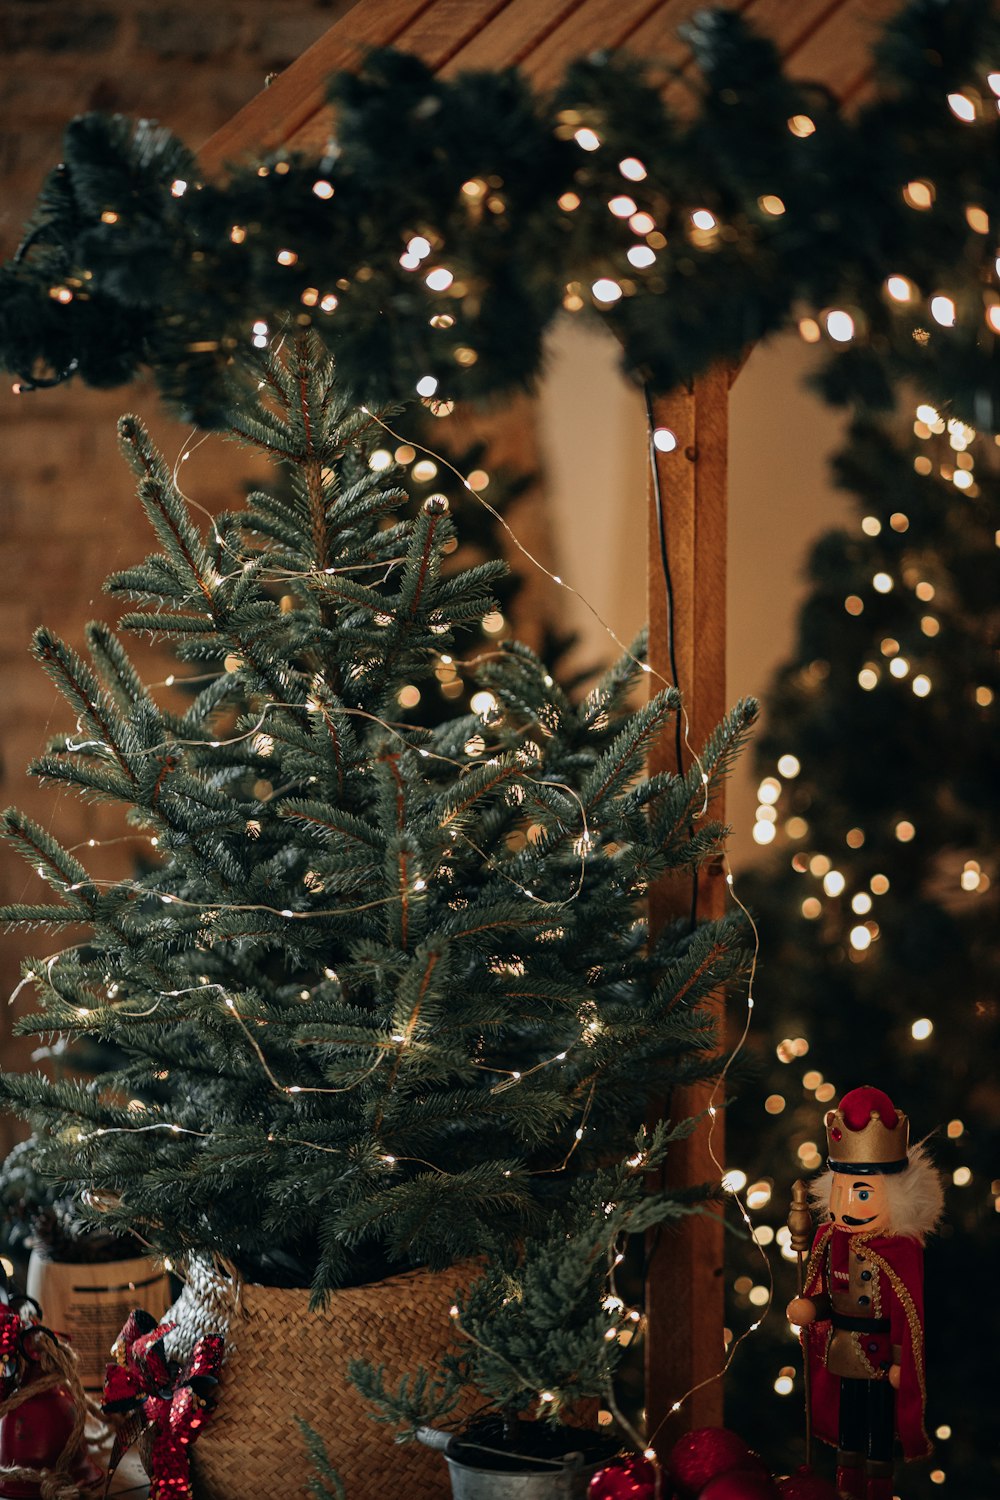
[785, 1086, 943, 1500]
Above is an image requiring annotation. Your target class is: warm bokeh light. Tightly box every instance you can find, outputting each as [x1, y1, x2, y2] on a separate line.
[826, 309, 855, 341]
[930, 294, 956, 327]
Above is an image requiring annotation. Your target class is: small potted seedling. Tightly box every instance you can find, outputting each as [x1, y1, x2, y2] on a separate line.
[350, 1127, 692, 1500]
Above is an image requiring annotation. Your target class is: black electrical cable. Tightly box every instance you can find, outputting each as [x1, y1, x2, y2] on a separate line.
[643, 382, 699, 934]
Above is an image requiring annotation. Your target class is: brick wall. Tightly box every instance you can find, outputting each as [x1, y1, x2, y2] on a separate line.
[0, 1, 353, 1151]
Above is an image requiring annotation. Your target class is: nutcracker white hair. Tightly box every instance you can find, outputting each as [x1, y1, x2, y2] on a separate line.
[810, 1141, 945, 1244]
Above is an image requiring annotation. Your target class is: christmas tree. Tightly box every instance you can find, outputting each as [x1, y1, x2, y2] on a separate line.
[725, 404, 999, 1498]
[0, 333, 754, 1321]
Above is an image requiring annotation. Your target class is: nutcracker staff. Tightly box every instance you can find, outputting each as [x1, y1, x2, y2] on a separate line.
[785, 1086, 943, 1500]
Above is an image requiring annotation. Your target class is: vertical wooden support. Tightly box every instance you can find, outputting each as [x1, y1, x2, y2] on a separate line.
[644, 365, 729, 1447]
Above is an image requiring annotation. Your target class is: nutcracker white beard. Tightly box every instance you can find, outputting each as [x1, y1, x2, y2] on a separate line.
[810, 1141, 945, 1244]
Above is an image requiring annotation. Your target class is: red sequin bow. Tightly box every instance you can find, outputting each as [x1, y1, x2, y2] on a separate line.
[102, 1308, 224, 1500]
[0, 1306, 22, 1361]
[0, 1305, 23, 1395]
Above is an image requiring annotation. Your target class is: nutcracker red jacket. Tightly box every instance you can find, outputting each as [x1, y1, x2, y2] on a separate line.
[801, 1223, 931, 1461]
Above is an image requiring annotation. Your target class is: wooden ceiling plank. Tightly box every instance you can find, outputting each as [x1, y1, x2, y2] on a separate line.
[514, 0, 669, 87]
[654, 0, 893, 118]
[199, 0, 435, 170]
[438, 0, 583, 75]
[389, 0, 522, 70]
[630, 0, 894, 122]
[622, 0, 742, 71]
[275, 0, 525, 156]
[781, 0, 900, 100]
[741, 0, 850, 57]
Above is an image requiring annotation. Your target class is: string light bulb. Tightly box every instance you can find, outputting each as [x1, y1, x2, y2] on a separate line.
[592, 279, 623, 304]
[825, 309, 855, 342]
[619, 157, 647, 181]
[931, 294, 957, 326]
[947, 92, 977, 122]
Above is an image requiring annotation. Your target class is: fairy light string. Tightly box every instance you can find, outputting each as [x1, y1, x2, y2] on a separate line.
[357, 404, 712, 816]
[640, 865, 770, 1454]
[46, 689, 595, 911]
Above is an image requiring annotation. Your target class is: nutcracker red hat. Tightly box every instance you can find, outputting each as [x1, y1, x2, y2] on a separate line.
[824, 1085, 909, 1174]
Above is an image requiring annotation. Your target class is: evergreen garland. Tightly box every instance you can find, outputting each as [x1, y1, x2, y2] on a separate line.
[2, 1, 1000, 425]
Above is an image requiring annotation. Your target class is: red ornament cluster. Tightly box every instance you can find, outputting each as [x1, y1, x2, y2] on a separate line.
[588, 1429, 840, 1500]
[589, 1454, 659, 1499]
[0, 1309, 23, 1392]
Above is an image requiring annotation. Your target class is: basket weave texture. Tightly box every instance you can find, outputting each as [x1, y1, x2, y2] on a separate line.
[164, 1257, 468, 1500]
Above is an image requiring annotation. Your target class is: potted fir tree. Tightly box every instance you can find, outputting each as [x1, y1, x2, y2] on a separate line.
[0, 336, 753, 1497]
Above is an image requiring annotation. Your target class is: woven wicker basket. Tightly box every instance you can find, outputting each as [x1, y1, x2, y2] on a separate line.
[163, 1257, 469, 1500]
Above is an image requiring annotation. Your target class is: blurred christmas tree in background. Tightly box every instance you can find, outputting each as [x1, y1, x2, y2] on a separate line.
[725, 402, 999, 1498]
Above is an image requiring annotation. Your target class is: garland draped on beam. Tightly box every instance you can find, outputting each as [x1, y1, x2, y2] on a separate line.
[2, 0, 1000, 426]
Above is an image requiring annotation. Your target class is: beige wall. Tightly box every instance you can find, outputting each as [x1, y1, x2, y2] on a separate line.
[537, 322, 648, 678]
[727, 336, 849, 863]
[535, 323, 849, 868]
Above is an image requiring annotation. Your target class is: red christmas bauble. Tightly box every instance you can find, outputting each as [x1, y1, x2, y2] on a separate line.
[589, 1454, 660, 1500]
[668, 1429, 752, 1496]
[699, 1472, 778, 1500]
[0, 1383, 102, 1498]
[776, 1469, 840, 1499]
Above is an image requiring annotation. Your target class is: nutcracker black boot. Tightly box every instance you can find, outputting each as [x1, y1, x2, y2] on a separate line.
[835, 1450, 865, 1499]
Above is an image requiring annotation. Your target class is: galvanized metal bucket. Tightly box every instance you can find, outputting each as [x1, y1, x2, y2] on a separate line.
[417, 1427, 608, 1500]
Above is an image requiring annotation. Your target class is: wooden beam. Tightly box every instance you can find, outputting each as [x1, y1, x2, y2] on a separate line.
[199, 0, 894, 171]
[198, 0, 433, 171]
[644, 366, 729, 1446]
[437, 0, 583, 74]
[781, 0, 901, 101]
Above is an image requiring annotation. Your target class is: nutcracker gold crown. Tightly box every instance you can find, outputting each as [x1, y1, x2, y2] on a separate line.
[824, 1104, 909, 1174]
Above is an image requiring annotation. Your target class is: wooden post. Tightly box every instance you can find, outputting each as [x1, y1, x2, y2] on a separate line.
[644, 365, 729, 1447]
